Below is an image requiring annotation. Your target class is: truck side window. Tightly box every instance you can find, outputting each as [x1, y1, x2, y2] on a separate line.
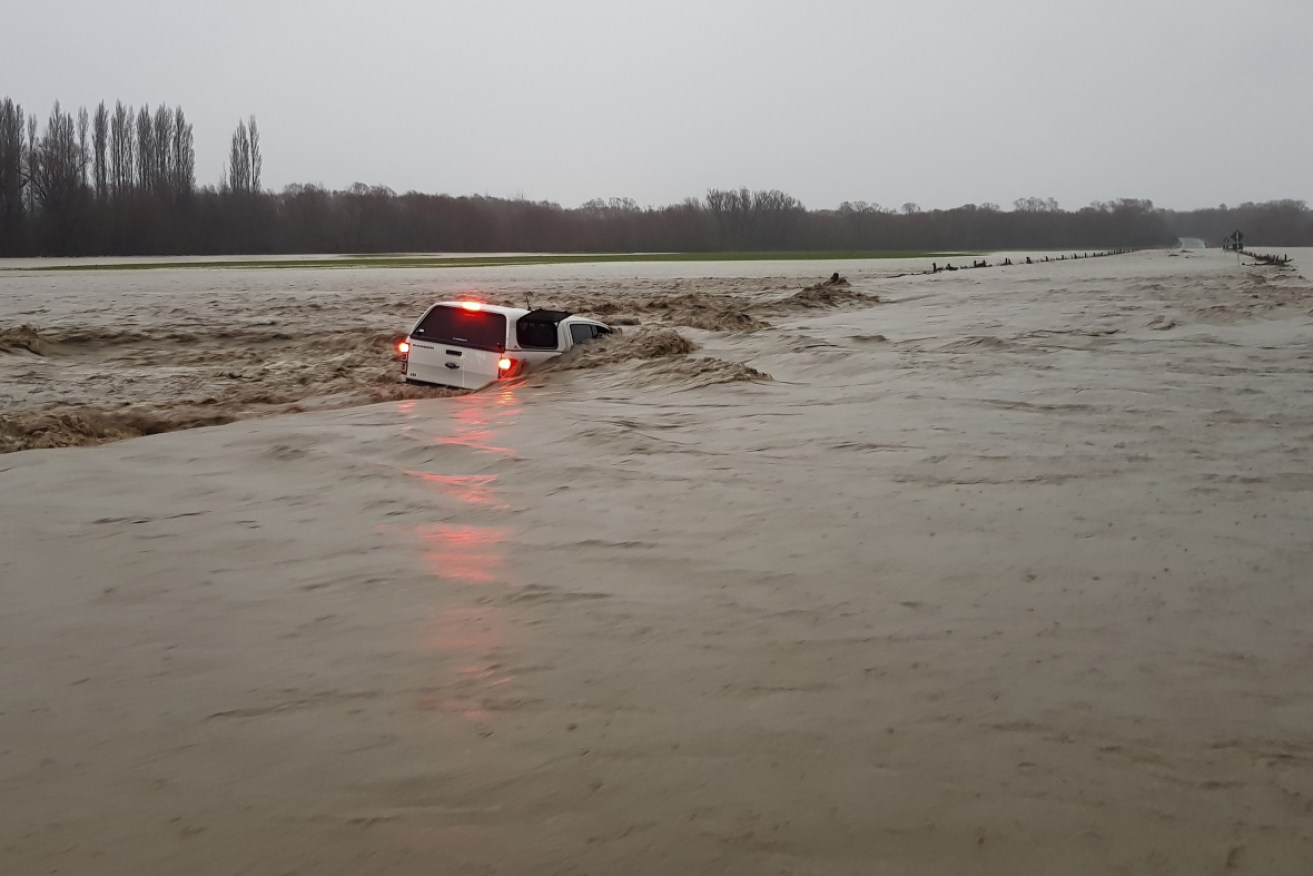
[517, 320, 560, 350]
[570, 324, 597, 345]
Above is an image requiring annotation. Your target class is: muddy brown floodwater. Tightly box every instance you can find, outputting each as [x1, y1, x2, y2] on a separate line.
[0, 267, 873, 452]
[3, 251, 1313, 875]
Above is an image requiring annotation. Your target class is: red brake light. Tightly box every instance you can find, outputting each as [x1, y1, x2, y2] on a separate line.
[460, 301, 483, 312]
[397, 341, 410, 354]
[498, 357, 513, 372]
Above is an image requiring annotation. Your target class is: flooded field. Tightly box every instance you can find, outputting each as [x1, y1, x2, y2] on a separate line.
[3, 250, 1313, 874]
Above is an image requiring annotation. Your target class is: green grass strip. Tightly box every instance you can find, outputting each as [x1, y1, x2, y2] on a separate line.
[10, 250, 966, 272]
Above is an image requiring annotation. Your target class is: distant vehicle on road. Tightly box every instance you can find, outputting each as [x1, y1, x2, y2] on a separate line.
[398, 301, 613, 390]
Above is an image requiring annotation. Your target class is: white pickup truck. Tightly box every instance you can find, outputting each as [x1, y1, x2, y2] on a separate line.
[399, 301, 614, 390]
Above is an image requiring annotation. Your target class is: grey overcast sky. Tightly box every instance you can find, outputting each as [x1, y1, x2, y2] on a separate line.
[6, 0, 1311, 211]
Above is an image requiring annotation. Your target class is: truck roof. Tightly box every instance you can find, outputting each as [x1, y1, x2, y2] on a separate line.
[521, 308, 573, 323]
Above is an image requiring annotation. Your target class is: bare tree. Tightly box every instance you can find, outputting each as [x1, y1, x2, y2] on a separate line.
[31, 101, 89, 250]
[0, 99, 25, 252]
[76, 107, 89, 189]
[135, 105, 155, 194]
[748, 189, 804, 248]
[249, 115, 261, 192]
[705, 187, 803, 248]
[152, 105, 174, 196]
[171, 106, 193, 197]
[110, 101, 134, 195]
[1013, 196, 1060, 212]
[92, 102, 108, 199]
[26, 113, 37, 212]
[227, 118, 250, 193]
[705, 187, 754, 247]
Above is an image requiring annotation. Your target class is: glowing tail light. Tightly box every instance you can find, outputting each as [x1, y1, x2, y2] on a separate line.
[397, 341, 410, 354]
[498, 357, 514, 372]
[460, 301, 483, 312]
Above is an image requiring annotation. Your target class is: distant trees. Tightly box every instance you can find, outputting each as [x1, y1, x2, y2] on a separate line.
[1, 96, 202, 254]
[134, 106, 155, 195]
[704, 188, 805, 249]
[0, 99, 25, 254]
[25, 114, 37, 213]
[172, 107, 195, 198]
[109, 101, 132, 197]
[225, 116, 260, 194]
[29, 102, 87, 252]
[92, 102, 107, 200]
[1013, 196, 1060, 213]
[76, 108, 89, 189]
[1163, 199, 1311, 248]
[2, 95, 1310, 257]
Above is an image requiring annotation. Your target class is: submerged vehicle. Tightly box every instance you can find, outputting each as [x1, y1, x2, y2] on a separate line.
[398, 301, 613, 390]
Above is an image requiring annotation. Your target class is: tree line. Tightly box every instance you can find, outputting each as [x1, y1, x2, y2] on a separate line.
[0, 97, 259, 256]
[3, 97, 1310, 257]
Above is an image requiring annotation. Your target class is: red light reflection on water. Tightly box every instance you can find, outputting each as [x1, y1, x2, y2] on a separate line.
[403, 384, 528, 724]
[417, 523, 505, 584]
[404, 471, 504, 508]
[414, 522, 514, 721]
[430, 605, 507, 654]
[432, 390, 522, 456]
[435, 430, 514, 456]
[417, 604, 517, 721]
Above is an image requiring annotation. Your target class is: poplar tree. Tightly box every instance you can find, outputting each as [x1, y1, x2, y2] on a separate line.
[152, 105, 174, 196]
[92, 102, 107, 199]
[110, 102, 133, 195]
[76, 107, 89, 189]
[0, 99, 25, 252]
[135, 105, 155, 194]
[171, 106, 194, 198]
[225, 116, 261, 194]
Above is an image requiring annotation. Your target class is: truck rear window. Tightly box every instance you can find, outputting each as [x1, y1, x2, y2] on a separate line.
[411, 306, 507, 351]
